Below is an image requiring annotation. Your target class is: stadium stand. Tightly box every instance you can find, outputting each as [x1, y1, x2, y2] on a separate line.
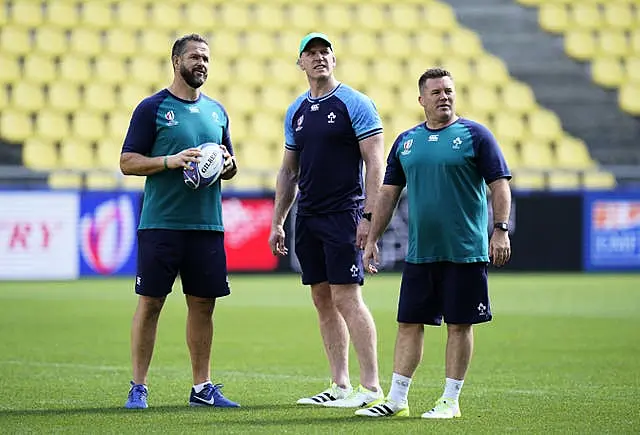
[0, 0, 623, 191]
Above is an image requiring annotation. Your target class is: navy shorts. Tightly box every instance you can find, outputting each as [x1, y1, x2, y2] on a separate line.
[397, 262, 491, 325]
[294, 210, 364, 286]
[135, 229, 230, 299]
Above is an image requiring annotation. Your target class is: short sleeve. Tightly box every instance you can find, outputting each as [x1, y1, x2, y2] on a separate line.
[121, 97, 159, 155]
[383, 133, 407, 187]
[284, 96, 305, 151]
[468, 121, 512, 184]
[344, 92, 383, 141]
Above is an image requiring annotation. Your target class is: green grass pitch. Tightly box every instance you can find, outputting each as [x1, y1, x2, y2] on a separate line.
[0, 273, 638, 434]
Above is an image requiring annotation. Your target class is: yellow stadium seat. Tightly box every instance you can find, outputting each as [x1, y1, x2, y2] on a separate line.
[344, 32, 377, 60]
[539, 3, 569, 34]
[624, 56, 640, 83]
[59, 55, 92, 84]
[371, 59, 404, 87]
[127, 57, 163, 87]
[591, 56, 624, 89]
[320, 5, 352, 32]
[512, 171, 545, 190]
[501, 81, 537, 114]
[286, 4, 318, 30]
[564, 30, 595, 61]
[86, 171, 119, 190]
[389, 4, 421, 30]
[570, 4, 602, 30]
[114, 2, 149, 30]
[48, 171, 83, 189]
[527, 109, 564, 142]
[555, 136, 595, 169]
[121, 175, 145, 191]
[23, 56, 56, 85]
[631, 31, 640, 55]
[72, 112, 106, 142]
[107, 112, 131, 143]
[258, 86, 292, 114]
[494, 112, 526, 142]
[520, 141, 555, 169]
[70, 28, 102, 56]
[184, 4, 216, 33]
[59, 139, 95, 170]
[582, 170, 616, 190]
[603, 3, 635, 30]
[95, 139, 122, 170]
[265, 58, 299, 86]
[217, 4, 250, 30]
[425, 2, 457, 32]
[248, 113, 282, 145]
[22, 138, 59, 171]
[139, 29, 174, 60]
[460, 109, 491, 128]
[253, 4, 286, 31]
[0, 3, 5, 26]
[618, 83, 640, 115]
[224, 85, 259, 117]
[209, 32, 241, 59]
[414, 32, 446, 60]
[93, 57, 128, 85]
[83, 83, 117, 113]
[366, 87, 397, 118]
[233, 58, 267, 87]
[448, 29, 483, 59]
[148, 3, 183, 31]
[441, 58, 473, 86]
[337, 58, 370, 90]
[0, 25, 31, 55]
[475, 54, 510, 85]
[104, 29, 138, 58]
[11, 82, 45, 112]
[79, 1, 113, 29]
[118, 84, 151, 113]
[46, 2, 79, 27]
[499, 141, 521, 170]
[11, 2, 44, 27]
[468, 86, 500, 114]
[547, 171, 580, 190]
[0, 111, 32, 142]
[35, 110, 70, 142]
[276, 30, 305, 56]
[379, 33, 413, 60]
[243, 31, 277, 59]
[48, 82, 82, 113]
[34, 26, 67, 56]
[354, 4, 386, 31]
[0, 86, 6, 107]
[597, 30, 629, 57]
[0, 54, 21, 83]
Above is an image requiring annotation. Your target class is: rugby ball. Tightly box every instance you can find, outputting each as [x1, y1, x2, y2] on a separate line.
[183, 143, 225, 189]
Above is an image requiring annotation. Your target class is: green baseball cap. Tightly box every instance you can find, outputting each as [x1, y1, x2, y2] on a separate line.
[298, 32, 332, 56]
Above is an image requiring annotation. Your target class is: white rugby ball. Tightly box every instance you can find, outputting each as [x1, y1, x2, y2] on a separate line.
[183, 143, 225, 189]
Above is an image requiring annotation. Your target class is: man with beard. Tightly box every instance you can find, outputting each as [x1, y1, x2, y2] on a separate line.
[269, 33, 385, 408]
[120, 34, 239, 409]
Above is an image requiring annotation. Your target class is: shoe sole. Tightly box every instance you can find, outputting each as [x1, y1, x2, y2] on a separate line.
[355, 407, 410, 417]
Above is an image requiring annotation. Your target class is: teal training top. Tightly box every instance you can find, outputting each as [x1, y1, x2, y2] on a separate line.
[122, 89, 233, 231]
[384, 118, 511, 264]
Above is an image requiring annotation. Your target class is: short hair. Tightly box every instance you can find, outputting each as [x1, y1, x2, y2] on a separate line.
[418, 68, 453, 92]
[171, 34, 208, 59]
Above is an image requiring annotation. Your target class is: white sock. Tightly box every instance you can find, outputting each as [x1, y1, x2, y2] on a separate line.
[193, 381, 212, 393]
[388, 373, 412, 406]
[443, 377, 464, 401]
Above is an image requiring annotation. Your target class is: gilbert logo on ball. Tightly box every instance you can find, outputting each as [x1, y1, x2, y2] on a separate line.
[183, 143, 225, 189]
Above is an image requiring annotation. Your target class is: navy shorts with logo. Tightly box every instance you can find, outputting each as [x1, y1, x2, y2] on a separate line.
[294, 210, 364, 286]
[135, 229, 230, 298]
[398, 262, 491, 325]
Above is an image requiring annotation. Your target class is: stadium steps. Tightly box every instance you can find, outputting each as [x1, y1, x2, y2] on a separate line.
[443, 0, 640, 167]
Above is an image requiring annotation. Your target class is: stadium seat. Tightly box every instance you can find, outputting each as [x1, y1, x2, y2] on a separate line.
[114, 2, 148, 30]
[448, 28, 483, 59]
[48, 82, 82, 113]
[59, 55, 92, 84]
[494, 112, 526, 143]
[83, 83, 117, 113]
[468, 86, 500, 114]
[618, 83, 640, 115]
[414, 31, 446, 60]
[70, 28, 102, 56]
[570, 4, 602, 30]
[591, 56, 625, 89]
[320, 5, 352, 32]
[79, 1, 113, 29]
[72, 112, 106, 142]
[0, 111, 33, 143]
[48, 171, 83, 189]
[23, 56, 56, 85]
[209, 32, 241, 59]
[520, 141, 555, 169]
[582, 170, 617, 190]
[184, 4, 216, 33]
[253, 4, 286, 32]
[264, 58, 299, 86]
[555, 136, 595, 169]
[527, 109, 564, 142]
[59, 139, 95, 170]
[547, 171, 580, 190]
[501, 81, 537, 114]
[538, 3, 569, 34]
[217, 4, 250, 31]
[118, 84, 151, 113]
[0, 25, 31, 55]
[34, 26, 68, 56]
[512, 171, 545, 190]
[35, 110, 71, 142]
[475, 54, 510, 85]
[499, 141, 521, 169]
[631, 30, 640, 55]
[104, 29, 138, 58]
[598, 30, 629, 58]
[85, 171, 119, 190]
[379, 33, 413, 60]
[624, 56, 640, 83]
[354, 4, 386, 31]
[121, 175, 145, 191]
[286, 4, 318, 30]
[389, 4, 422, 30]
[139, 29, 174, 60]
[46, 2, 79, 28]
[10, 2, 44, 27]
[11, 82, 45, 112]
[93, 57, 128, 85]
[96, 138, 122, 170]
[0, 53, 21, 83]
[106, 112, 132, 143]
[258, 86, 292, 114]
[425, 2, 457, 32]
[243, 31, 278, 59]
[564, 30, 595, 61]
[603, 3, 635, 30]
[22, 138, 59, 171]
[234, 58, 268, 87]
[344, 32, 378, 60]
[337, 58, 370, 90]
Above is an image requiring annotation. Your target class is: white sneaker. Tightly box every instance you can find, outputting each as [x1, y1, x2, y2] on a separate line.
[296, 382, 352, 405]
[355, 398, 410, 417]
[421, 397, 461, 419]
[323, 385, 384, 408]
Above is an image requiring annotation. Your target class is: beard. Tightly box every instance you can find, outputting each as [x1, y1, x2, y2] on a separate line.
[180, 64, 207, 89]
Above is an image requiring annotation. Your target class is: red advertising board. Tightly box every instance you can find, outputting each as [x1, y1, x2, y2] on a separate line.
[222, 197, 278, 272]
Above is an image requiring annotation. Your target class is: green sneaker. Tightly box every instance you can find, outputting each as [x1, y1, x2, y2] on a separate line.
[355, 398, 410, 417]
[421, 397, 461, 419]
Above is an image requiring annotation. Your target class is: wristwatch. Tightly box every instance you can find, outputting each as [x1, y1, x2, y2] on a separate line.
[493, 222, 509, 232]
[362, 212, 372, 221]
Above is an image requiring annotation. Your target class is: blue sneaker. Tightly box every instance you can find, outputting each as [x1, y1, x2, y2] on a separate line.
[125, 381, 148, 409]
[189, 383, 240, 408]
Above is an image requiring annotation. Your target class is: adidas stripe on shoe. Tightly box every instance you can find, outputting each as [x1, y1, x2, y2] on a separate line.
[355, 399, 409, 417]
[296, 382, 352, 405]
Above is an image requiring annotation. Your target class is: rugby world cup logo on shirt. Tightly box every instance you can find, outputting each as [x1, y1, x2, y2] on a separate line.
[165, 110, 178, 126]
[295, 115, 304, 132]
[401, 139, 413, 155]
[80, 195, 136, 275]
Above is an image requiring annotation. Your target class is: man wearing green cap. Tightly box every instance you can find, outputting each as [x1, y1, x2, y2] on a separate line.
[269, 32, 386, 408]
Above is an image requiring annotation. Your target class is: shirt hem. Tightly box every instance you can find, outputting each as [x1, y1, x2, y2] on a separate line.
[138, 225, 225, 231]
[405, 256, 489, 264]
